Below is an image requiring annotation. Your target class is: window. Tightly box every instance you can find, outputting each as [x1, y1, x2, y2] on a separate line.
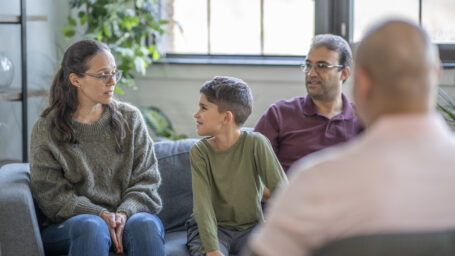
[162, 0, 455, 64]
[353, 0, 419, 42]
[422, 0, 455, 43]
[166, 0, 315, 56]
[352, 0, 455, 63]
[353, 0, 455, 43]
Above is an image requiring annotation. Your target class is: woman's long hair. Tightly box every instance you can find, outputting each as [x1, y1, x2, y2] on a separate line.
[42, 40, 127, 152]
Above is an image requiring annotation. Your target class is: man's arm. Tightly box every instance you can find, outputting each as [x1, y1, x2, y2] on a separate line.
[254, 105, 281, 156]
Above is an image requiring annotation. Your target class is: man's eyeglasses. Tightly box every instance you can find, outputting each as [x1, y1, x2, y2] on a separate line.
[83, 70, 123, 83]
[300, 63, 344, 74]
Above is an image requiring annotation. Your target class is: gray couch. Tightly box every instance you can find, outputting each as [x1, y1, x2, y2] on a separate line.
[0, 138, 198, 256]
[241, 230, 455, 256]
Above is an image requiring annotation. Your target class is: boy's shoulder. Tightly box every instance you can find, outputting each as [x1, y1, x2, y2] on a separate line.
[243, 130, 270, 145]
[190, 137, 211, 156]
[190, 131, 268, 154]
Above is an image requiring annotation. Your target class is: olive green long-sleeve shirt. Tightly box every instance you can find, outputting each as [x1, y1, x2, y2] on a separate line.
[190, 131, 287, 253]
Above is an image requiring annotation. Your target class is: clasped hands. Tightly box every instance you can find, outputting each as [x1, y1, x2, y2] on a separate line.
[100, 210, 128, 254]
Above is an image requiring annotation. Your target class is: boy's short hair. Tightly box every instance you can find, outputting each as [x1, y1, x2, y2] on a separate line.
[200, 76, 253, 126]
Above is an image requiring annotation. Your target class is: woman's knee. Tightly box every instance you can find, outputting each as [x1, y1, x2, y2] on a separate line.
[70, 214, 110, 239]
[125, 212, 164, 238]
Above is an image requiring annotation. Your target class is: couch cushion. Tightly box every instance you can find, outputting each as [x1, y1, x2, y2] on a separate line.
[0, 163, 45, 256]
[165, 231, 190, 256]
[155, 138, 198, 233]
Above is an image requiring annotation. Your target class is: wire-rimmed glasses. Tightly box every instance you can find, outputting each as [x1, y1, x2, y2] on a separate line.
[300, 63, 344, 74]
[83, 70, 123, 83]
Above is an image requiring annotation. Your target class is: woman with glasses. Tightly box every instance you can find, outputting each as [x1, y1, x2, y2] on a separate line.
[29, 40, 165, 256]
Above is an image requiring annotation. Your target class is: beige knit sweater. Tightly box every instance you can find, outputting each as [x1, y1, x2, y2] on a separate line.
[30, 102, 162, 223]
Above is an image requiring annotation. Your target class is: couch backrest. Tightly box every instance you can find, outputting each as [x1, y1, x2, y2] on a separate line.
[311, 229, 455, 256]
[155, 138, 198, 232]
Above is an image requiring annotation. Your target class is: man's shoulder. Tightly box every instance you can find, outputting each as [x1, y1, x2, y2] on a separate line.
[271, 96, 305, 109]
[262, 97, 305, 120]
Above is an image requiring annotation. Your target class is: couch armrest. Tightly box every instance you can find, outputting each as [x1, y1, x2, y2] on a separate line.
[0, 163, 45, 256]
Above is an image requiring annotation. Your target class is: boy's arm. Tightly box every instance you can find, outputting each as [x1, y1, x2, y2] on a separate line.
[190, 146, 220, 253]
[254, 134, 288, 194]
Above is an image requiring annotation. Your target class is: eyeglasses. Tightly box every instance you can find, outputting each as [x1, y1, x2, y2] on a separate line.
[300, 63, 344, 74]
[83, 70, 123, 83]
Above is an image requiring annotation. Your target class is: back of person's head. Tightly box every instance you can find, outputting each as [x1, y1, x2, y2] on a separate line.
[310, 34, 353, 70]
[354, 19, 441, 125]
[200, 76, 253, 126]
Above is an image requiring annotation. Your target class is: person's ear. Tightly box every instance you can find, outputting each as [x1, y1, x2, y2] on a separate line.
[340, 66, 350, 82]
[69, 73, 81, 88]
[353, 67, 373, 110]
[224, 111, 234, 124]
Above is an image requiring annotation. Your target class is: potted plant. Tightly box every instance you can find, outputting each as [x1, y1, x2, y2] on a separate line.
[438, 87, 455, 130]
[62, 0, 167, 94]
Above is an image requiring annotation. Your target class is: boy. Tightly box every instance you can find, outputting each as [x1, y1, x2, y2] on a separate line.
[186, 76, 287, 256]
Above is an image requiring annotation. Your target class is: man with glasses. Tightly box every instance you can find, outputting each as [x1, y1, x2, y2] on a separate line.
[254, 34, 362, 173]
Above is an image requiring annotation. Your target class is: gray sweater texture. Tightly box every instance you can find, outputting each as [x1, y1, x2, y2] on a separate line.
[30, 102, 162, 223]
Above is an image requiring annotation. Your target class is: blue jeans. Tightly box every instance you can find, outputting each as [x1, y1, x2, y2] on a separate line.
[41, 212, 165, 256]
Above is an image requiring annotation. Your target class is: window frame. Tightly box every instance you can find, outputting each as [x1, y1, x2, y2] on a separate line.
[160, 0, 455, 68]
[331, 0, 455, 68]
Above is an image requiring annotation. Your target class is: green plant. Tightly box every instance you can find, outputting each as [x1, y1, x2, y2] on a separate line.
[63, 0, 167, 94]
[140, 106, 187, 141]
[437, 87, 455, 130]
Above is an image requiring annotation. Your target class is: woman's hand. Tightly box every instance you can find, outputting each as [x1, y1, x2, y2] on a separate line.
[114, 212, 128, 254]
[100, 211, 121, 253]
[206, 250, 225, 256]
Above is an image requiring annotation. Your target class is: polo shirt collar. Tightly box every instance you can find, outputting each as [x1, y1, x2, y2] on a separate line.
[303, 93, 356, 120]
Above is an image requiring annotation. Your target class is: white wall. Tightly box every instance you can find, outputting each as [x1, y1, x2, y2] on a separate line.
[120, 64, 307, 138]
[120, 64, 455, 139]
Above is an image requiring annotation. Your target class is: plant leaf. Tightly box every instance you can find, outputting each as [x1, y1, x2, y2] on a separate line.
[68, 16, 77, 26]
[114, 86, 124, 95]
[134, 57, 147, 75]
[63, 0, 167, 91]
[78, 11, 86, 26]
[61, 25, 76, 38]
[152, 49, 160, 61]
[103, 24, 111, 37]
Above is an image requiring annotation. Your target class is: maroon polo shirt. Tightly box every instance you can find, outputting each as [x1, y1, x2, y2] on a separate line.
[254, 94, 363, 173]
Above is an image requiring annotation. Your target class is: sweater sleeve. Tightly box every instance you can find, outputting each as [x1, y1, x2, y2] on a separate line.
[254, 105, 281, 156]
[190, 145, 220, 253]
[30, 122, 107, 223]
[117, 110, 162, 217]
[254, 134, 288, 194]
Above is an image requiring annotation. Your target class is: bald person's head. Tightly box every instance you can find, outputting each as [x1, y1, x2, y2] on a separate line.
[353, 20, 441, 127]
